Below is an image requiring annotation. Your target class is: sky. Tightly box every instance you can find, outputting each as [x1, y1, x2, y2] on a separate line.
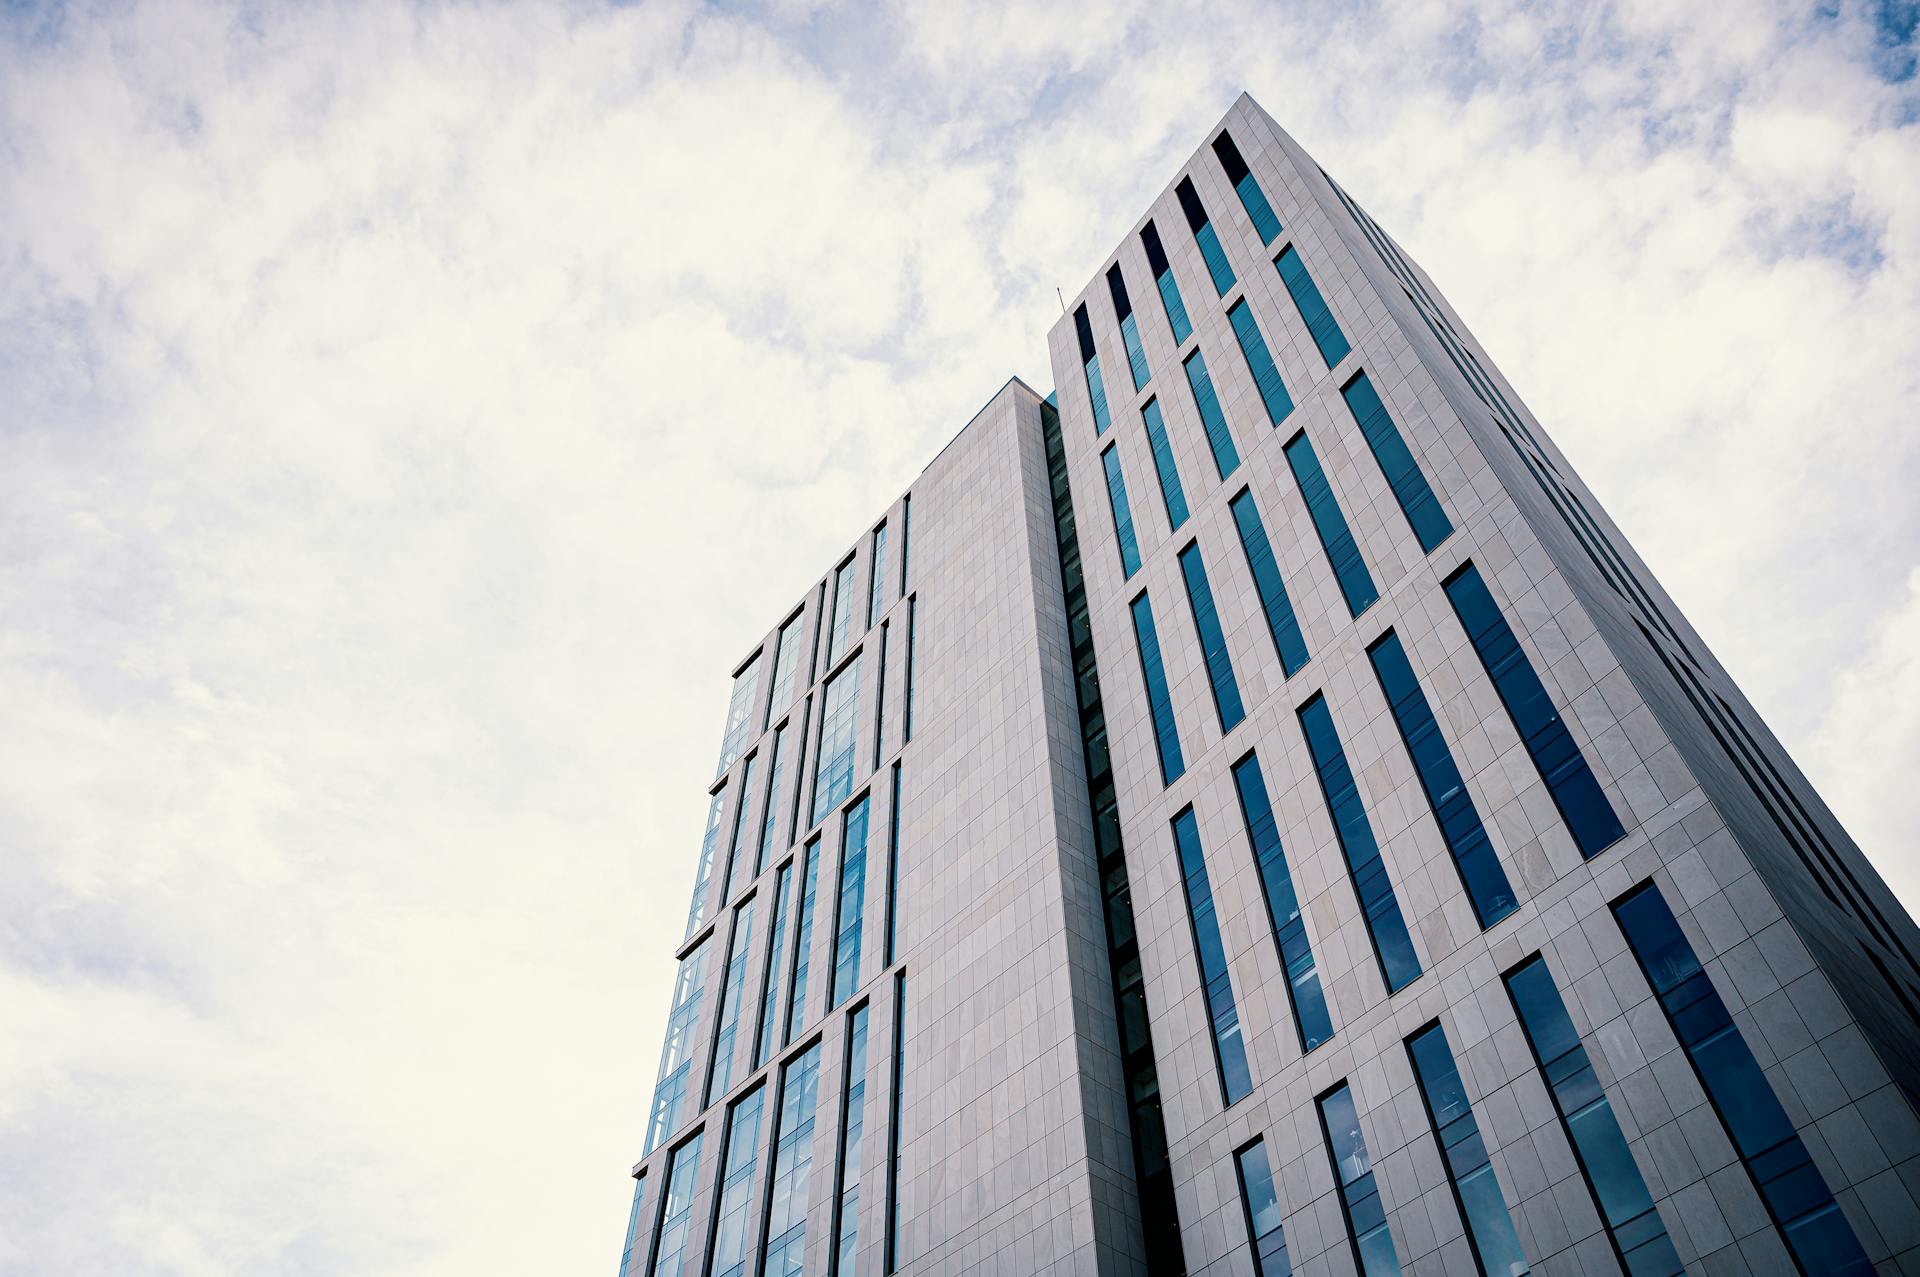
[1, 0, 1917, 1273]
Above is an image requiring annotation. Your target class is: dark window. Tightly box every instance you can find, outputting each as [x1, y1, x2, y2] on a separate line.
[884, 763, 901, 966]
[1172, 806, 1254, 1104]
[646, 1130, 705, 1277]
[1130, 592, 1186, 784]
[1178, 541, 1245, 732]
[1340, 371, 1452, 552]
[1227, 299, 1294, 426]
[1284, 431, 1379, 618]
[706, 1085, 767, 1277]
[1074, 303, 1112, 433]
[902, 595, 916, 744]
[1141, 219, 1194, 344]
[1181, 348, 1241, 479]
[1228, 489, 1309, 677]
[1231, 751, 1334, 1051]
[1234, 1138, 1293, 1276]
[1176, 176, 1237, 296]
[1213, 129, 1282, 244]
[761, 1042, 824, 1274]
[1107, 263, 1152, 391]
[1274, 244, 1350, 368]
[1405, 1022, 1530, 1277]
[885, 973, 907, 1273]
[1318, 1082, 1402, 1277]
[704, 896, 759, 1106]
[1101, 444, 1143, 578]
[1139, 398, 1189, 530]
[830, 796, 870, 1008]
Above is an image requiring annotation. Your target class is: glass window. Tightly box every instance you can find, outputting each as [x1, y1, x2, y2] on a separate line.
[1141, 219, 1193, 345]
[704, 896, 759, 1106]
[1297, 694, 1420, 992]
[1613, 883, 1871, 1276]
[1075, 303, 1112, 434]
[1444, 563, 1624, 858]
[761, 1042, 824, 1276]
[1213, 129, 1283, 244]
[646, 1131, 704, 1277]
[1130, 592, 1186, 785]
[826, 557, 857, 667]
[867, 523, 889, 629]
[784, 840, 821, 1046]
[1176, 176, 1237, 296]
[684, 786, 730, 940]
[885, 973, 908, 1274]
[1234, 1139, 1293, 1276]
[885, 763, 901, 967]
[1231, 752, 1333, 1051]
[1406, 1022, 1530, 1277]
[1171, 807, 1253, 1104]
[1503, 955, 1683, 1277]
[1284, 430, 1379, 618]
[1228, 489, 1308, 676]
[1139, 398, 1189, 531]
[1226, 298, 1294, 427]
[716, 652, 762, 779]
[831, 796, 870, 1009]
[646, 938, 711, 1153]
[756, 725, 787, 876]
[1101, 444, 1143, 578]
[708, 1085, 768, 1277]
[902, 595, 916, 744]
[1107, 263, 1152, 391]
[870, 620, 888, 773]
[720, 753, 758, 903]
[1181, 349, 1241, 480]
[1177, 541, 1244, 732]
[1319, 1083, 1402, 1277]
[785, 694, 812, 849]
[767, 612, 804, 729]
[754, 861, 796, 1070]
[1367, 632, 1518, 928]
[1341, 371, 1451, 553]
[898, 494, 910, 597]
[832, 1005, 871, 1277]
[812, 662, 861, 824]
[618, 1171, 647, 1277]
[1274, 244, 1350, 368]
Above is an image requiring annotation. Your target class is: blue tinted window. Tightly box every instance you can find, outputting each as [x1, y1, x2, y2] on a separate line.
[1297, 695, 1421, 993]
[867, 523, 889, 629]
[830, 796, 870, 1008]
[1231, 752, 1334, 1051]
[756, 726, 787, 875]
[1130, 593, 1185, 785]
[1177, 177, 1237, 296]
[1141, 220, 1193, 344]
[1227, 300, 1293, 426]
[832, 1005, 871, 1277]
[767, 612, 804, 726]
[1213, 130, 1283, 245]
[1235, 1138, 1293, 1276]
[1340, 372, 1451, 552]
[885, 973, 907, 1274]
[1445, 564, 1624, 858]
[1139, 399, 1189, 530]
[784, 840, 821, 1044]
[720, 753, 758, 902]
[1406, 1023, 1530, 1277]
[708, 1085, 768, 1277]
[646, 1131, 704, 1277]
[716, 650, 762, 779]
[1178, 542, 1244, 732]
[762, 1042, 824, 1275]
[1101, 445, 1143, 578]
[1228, 490, 1308, 677]
[684, 786, 729, 939]
[1181, 350, 1241, 479]
[645, 937, 710, 1154]
[812, 662, 861, 823]
[1504, 956, 1683, 1277]
[754, 862, 795, 1069]
[704, 896, 759, 1106]
[1283, 431, 1379, 618]
[1275, 245, 1350, 368]
[1319, 1083, 1402, 1277]
[1075, 304, 1112, 433]
[884, 762, 901, 966]
[902, 595, 916, 744]
[827, 557, 856, 665]
[1108, 264, 1152, 391]
[1171, 807, 1254, 1104]
[1613, 883, 1871, 1277]
[1368, 632, 1519, 928]
[618, 1172, 646, 1277]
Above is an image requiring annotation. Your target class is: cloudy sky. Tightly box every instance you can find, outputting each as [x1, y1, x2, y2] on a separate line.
[2, 0, 1916, 1272]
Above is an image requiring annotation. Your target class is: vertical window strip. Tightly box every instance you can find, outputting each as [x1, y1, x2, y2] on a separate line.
[1230, 752, 1335, 1051]
[871, 621, 889, 773]
[1141, 219, 1193, 344]
[1075, 304, 1112, 433]
[705, 1085, 767, 1277]
[1612, 883, 1871, 1276]
[715, 652, 763, 779]
[1443, 563, 1624, 858]
[1130, 592, 1186, 784]
[1140, 398, 1190, 530]
[867, 523, 889, 629]
[760, 1042, 824, 1275]
[1318, 1082, 1403, 1277]
[1404, 1022, 1531, 1277]
[1212, 128, 1283, 245]
[1181, 349, 1241, 479]
[1340, 371, 1452, 553]
[902, 596, 917, 744]
[1177, 541, 1245, 732]
[767, 613, 803, 729]
[645, 938, 711, 1155]
[831, 1005, 871, 1277]
[1227, 300, 1294, 426]
[786, 693, 813, 848]
[1228, 489, 1309, 677]
[1234, 1139, 1293, 1276]
[1176, 176, 1237, 296]
[719, 753, 758, 903]
[885, 973, 907, 1274]
[753, 862, 796, 1070]
[827, 557, 856, 666]
[898, 494, 910, 597]
[1274, 244, 1350, 368]
[755, 726, 786, 876]
[618, 1171, 647, 1277]
[885, 763, 901, 967]
[1107, 263, 1152, 391]
[1283, 431, 1379, 618]
[703, 896, 758, 1107]
[1171, 807, 1254, 1104]
[830, 796, 870, 1009]
[1502, 955, 1684, 1277]
[1296, 694, 1421, 992]
[1101, 444, 1144, 577]
[1367, 631, 1519, 928]
[783, 840, 821, 1046]
[685, 786, 730, 940]
[811, 661, 862, 824]
[646, 1131, 705, 1277]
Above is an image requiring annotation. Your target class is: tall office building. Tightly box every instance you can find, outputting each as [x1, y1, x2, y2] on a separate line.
[616, 94, 1920, 1277]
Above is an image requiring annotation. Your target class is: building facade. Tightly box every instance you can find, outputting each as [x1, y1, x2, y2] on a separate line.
[616, 94, 1920, 1277]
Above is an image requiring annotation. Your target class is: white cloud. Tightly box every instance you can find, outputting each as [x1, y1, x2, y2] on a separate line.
[0, 0, 1914, 1273]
